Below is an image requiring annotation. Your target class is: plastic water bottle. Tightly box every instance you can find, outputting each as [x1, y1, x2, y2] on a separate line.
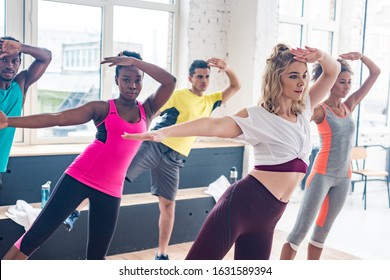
[41, 181, 51, 208]
[229, 166, 238, 184]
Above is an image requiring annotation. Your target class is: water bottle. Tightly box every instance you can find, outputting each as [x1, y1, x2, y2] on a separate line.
[229, 166, 238, 184]
[41, 181, 51, 208]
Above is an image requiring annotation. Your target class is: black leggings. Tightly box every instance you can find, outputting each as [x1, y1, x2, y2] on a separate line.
[16, 174, 121, 259]
[186, 175, 287, 260]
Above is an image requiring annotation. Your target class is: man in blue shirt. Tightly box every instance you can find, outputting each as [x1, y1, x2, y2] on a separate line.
[0, 37, 52, 189]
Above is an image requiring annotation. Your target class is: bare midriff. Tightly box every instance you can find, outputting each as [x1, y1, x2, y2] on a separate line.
[249, 169, 305, 202]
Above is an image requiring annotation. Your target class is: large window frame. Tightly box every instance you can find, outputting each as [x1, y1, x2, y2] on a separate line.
[355, 0, 390, 146]
[278, 0, 340, 54]
[6, 0, 178, 145]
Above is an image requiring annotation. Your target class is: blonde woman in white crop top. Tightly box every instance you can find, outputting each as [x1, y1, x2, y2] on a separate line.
[123, 44, 340, 260]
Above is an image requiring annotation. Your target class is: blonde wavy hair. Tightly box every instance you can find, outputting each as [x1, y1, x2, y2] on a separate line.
[260, 43, 309, 115]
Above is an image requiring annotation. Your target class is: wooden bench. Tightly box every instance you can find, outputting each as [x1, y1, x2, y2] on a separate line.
[0, 141, 242, 259]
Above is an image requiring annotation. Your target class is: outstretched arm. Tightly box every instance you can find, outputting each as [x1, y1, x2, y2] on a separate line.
[101, 55, 176, 116]
[122, 114, 243, 142]
[292, 46, 340, 109]
[0, 102, 103, 129]
[0, 39, 52, 97]
[342, 53, 381, 112]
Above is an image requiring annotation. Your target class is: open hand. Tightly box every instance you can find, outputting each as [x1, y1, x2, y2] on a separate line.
[101, 56, 136, 67]
[291, 46, 323, 63]
[207, 58, 229, 73]
[0, 39, 22, 58]
[122, 130, 164, 142]
[339, 52, 362, 61]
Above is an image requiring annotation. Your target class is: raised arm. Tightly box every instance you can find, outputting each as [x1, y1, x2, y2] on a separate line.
[0, 101, 105, 129]
[342, 53, 381, 112]
[207, 58, 241, 103]
[101, 55, 176, 116]
[292, 46, 340, 109]
[0, 39, 52, 96]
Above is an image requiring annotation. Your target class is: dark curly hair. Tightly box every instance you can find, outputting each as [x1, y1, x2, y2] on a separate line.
[115, 51, 143, 77]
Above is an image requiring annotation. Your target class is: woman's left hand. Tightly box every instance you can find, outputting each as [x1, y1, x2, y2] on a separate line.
[122, 131, 163, 142]
[339, 52, 363, 61]
[101, 56, 136, 67]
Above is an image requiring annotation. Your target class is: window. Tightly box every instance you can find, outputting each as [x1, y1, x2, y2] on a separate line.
[278, 0, 337, 53]
[356, 1, 390, 144]
[112, 5, 174, 101]
[308, 29, 333, 54]
[33, 1, 102, 141]
[279, 0, 303, 17]
[0, 0, 4, 36]
[278, 0, 338, 148]
[20, 0, 177, 144]
[306, 0, 336, 21]
[278, 23, 302, 48]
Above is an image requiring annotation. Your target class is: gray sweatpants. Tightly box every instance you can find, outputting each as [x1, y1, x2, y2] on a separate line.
[287, 172, 350, 249]
[126, 141, 185, 201]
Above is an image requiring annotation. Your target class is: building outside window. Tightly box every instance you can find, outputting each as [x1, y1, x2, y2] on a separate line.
[15, 0, 178, 144]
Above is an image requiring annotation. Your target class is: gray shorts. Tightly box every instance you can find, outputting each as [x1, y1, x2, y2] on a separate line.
[126, 141, 185, 201]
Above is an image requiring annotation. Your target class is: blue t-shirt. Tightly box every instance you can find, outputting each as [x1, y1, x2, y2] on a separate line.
[0, 81, 23, 172]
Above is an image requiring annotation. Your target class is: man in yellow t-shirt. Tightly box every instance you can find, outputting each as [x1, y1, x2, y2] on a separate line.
[126, 58, 241, 260]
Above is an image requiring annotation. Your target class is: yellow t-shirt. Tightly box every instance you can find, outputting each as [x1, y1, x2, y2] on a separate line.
[152, 88, 222, 156]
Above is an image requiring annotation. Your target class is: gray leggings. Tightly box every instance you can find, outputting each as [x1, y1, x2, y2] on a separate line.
[287, 172, 350, 249]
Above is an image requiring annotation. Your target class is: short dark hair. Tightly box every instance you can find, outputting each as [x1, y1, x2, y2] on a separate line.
[115, 51, 143, 77]
[1, 36, 22, 58]
[188, 60, 210, 76]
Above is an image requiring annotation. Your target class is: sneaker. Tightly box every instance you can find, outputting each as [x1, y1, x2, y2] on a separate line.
[63, 210, 80, 232]
[155, 253, 169, 260]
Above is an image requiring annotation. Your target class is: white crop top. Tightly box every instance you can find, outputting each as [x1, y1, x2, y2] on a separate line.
[230, 95, 312, 166]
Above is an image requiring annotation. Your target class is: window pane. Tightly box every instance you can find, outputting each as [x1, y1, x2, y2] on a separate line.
[0, 0, 4, 36]
[308, 30, 333, 54]
[359, 2, 390, 131]
[279, 0, 303, 17]
[36, 1, 102, 139]
[113, 6, 173, 101]
[306, 0, 336, 20]
[278, 23, 302, 48]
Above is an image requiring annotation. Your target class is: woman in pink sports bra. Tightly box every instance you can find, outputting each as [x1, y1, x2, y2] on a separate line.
[122, 44, 340, 260]
[0, 51, 176, 260]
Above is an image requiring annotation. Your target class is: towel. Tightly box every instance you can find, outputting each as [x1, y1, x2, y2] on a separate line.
[204, 175, 230, 203]
[6, 200, 41, 231]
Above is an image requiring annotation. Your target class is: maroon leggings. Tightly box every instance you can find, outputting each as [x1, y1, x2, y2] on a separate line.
[186, 175, 287, 260]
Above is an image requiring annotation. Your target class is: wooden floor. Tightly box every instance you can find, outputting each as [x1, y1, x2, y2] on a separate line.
[107, 229, 360, 260]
